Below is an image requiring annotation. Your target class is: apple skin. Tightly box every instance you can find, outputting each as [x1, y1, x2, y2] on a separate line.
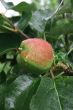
[17, 38, 54, 75]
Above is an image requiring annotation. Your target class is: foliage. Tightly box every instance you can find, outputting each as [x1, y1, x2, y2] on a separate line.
[0, 0, 73, 110]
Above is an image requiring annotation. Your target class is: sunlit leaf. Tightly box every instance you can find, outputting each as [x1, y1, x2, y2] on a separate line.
[29, 10, 53, 32]
[5, 75, 40, 110]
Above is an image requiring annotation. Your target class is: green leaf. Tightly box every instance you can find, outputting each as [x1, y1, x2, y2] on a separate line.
[55, 76, 73, 110]
[29, 10, 53, 32]
[0, 63, 5, 73]
[30, 76, 73, 110]
[5, 75, 40, 110]
[0, 85, 5, 110]
[3, 61, 11, 74]
[71, 0, 73, 6]
[30, 77, 61, 110]
[17, 11, 32, 30]
[15, 77, 40, 110]
[11, 2, 36, 13]
[47, 20, 73, 38]
[0, 33, 22, 55]
[64, 0, 72, 8]
[0, 14, 15, 33]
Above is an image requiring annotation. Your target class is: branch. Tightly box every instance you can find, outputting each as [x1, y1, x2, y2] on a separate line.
[16, 29, 29, 39]
[1, 14, 30, 39]
[51, 62, 73, 78]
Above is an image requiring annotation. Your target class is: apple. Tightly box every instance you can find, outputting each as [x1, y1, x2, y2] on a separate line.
[17, 38, 54, 75]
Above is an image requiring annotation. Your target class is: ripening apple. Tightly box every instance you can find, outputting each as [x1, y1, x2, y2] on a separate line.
[17, 38, 54, 75]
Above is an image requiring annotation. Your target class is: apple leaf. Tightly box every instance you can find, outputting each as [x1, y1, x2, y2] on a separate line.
[30, 76, 73, 110]
[0, 33, 22, 55]
[5, 75, 33, 110]
[29, 10, 53, 33]
[11, 2, 36, 13]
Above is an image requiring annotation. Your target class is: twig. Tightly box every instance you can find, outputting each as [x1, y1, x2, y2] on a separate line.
[54, 72, 64, 79]
[50, 62, 68, 79]
[50, 62, 73, 78]
[50, 69, 55, 79]
[17, 29, 29, 39]
[45, 0, 64, 21]
[0, 1, 30, 39]
[67, 48, 73, 55]
[1, 14, 30, 39]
